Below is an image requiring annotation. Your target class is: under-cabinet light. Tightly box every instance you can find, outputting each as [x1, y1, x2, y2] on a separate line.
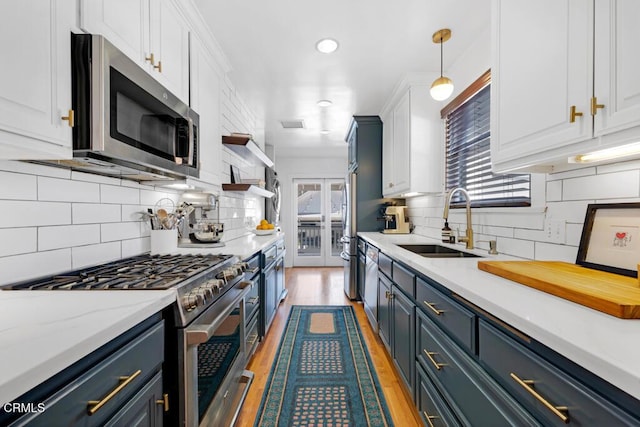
[570, 142, 640, 163]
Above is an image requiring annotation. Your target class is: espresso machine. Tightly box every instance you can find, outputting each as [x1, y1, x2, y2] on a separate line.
[381, 206, 411, 234]
[177, 192, 225, 247]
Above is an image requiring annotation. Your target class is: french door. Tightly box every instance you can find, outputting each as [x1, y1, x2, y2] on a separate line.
[293, 178, 344, 267]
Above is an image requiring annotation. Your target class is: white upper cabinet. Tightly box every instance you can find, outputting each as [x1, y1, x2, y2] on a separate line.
[0, 0, 75, 159]
[593, 0, 640, 140]
[491, 0, 640, 173]
[381, 77, 443, 198]
[81, 0, 190, 103]
[190, 35, 222, 186]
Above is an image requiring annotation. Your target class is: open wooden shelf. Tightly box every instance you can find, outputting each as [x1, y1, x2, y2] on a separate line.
[222, 183, 275, 198]
[222, 135, 274, 168]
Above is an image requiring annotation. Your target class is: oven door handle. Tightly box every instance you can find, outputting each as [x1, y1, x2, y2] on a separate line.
[185, 281, 252, 346]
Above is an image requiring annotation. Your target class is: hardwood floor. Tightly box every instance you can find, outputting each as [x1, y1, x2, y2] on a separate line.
[235, 267, 422, 426]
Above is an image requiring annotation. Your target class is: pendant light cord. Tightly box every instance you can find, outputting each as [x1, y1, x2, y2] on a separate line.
[440, 35, 444, 78]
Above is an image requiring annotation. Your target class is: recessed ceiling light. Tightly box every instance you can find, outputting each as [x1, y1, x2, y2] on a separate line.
[316, 38, 339, 54]
[317, 100, 332, 107]
[320, 129, 331, 135]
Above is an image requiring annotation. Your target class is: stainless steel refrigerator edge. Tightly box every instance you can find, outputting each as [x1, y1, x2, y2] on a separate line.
[341, 116, 383, 299]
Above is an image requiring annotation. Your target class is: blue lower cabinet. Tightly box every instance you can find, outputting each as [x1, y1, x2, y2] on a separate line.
[105, 371, 165, 427]
[378, 272, 392, 351]
[478, 319, 640, 426]
[9, 319, 165, 427]
[416, 310, 540, 427]
[391, 285, 415, 395]
[416, 362, 459, 427]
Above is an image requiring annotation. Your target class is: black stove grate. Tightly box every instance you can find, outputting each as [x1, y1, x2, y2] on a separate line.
[4, 254, 233, 291]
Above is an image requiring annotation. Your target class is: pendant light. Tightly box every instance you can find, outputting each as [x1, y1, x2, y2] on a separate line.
[430, 28, 454, 101]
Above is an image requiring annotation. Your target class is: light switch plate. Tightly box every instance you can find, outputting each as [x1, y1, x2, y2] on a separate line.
[545, 219, 566, 244]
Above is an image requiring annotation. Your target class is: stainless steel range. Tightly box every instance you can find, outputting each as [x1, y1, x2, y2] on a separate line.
[3, 253, 255, 427]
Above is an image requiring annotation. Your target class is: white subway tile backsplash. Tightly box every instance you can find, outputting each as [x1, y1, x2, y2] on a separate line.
[122, 205, 148, 223]
[1, 201, 70, 228]
[101, 222, 142, 242]
[72, 242, 121, 269]
[535, 242, 577, 263]
[546, 180, 562, 202]
[38, 177, 100, 203]
[562, 170, 640, 201]
[0, 160, 70, 179]
[0, 171, 37, 200]
[596, 159, 640, 174]
[0, 249, 71, 286]
[545, 201, 591, 223]
[0, 228, 36, 257]
[566, 223, 584, 246]
[73, 203, 121, 224]
[497, 237, 535, 259]
[101, 184, 140, 205]
[122, 237, 150, 258]
[39, 224, 101, 251]
[547, 166, 596, 182]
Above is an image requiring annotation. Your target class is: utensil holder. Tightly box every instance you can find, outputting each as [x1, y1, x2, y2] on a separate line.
[150, 229, 178, 255]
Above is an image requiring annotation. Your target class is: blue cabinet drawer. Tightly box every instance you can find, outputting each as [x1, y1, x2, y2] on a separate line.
[12, 321, 164, 427]
[416, 276, 475, 353]
[378, 252, 392, 279]
[416, 361, 459, 427]
[416, 311, 540, 427]
[262, 244, 277, 268]
[393, 262, 414, 298]
[478, 320, 640, 426]
[104, 370, 164, 427]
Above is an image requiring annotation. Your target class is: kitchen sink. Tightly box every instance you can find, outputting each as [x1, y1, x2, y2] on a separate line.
[397, 244, 481, 258]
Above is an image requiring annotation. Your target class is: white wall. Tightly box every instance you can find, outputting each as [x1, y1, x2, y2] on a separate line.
[0, 75, 264, 286]
[275, 149, 348, 266]
[407, 26, 640, 262]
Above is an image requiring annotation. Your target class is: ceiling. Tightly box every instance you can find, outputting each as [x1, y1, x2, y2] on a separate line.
[194, 0, 490, 153]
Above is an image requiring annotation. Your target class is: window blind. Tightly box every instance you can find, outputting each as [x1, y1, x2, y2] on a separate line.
[445, 84, 530, 208]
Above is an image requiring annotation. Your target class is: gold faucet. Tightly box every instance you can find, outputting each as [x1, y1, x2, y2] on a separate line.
[443, 187, 474, 250]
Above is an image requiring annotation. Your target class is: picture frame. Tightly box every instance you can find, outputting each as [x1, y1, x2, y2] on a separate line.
[230, 165, 241, 183]
[576, 202, 640, 278]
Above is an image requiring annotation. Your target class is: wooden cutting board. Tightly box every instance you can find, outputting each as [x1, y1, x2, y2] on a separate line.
[477, 260, 640, 319]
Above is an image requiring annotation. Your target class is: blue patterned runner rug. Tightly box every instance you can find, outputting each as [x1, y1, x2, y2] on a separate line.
[254, 305, 393, 426]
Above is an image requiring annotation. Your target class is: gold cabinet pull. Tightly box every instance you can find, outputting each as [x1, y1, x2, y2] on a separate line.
[61, 109, 74, 127]
[423, 301, 444, 315]
[87, 369, 142, 415]
[422, 410, 440, 427]
[423, 349, 447, 371]
[569, 105, 583, 123]
[154, 61, 162, 73]
[591, 97, 605, 116]
[510, 372, 569, 423]
[156, 393, 169, 412]
[145, 53, 155, 65]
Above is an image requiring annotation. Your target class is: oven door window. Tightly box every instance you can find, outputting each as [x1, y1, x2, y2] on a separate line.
[109, 67, 190, 161]
[196, 304, 242, 421]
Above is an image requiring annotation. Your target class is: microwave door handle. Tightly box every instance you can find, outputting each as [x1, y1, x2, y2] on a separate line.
[187, 116, 194, 165]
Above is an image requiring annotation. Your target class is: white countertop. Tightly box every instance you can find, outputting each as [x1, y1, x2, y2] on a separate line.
[174, 232, 284, 259]
[0, 232, 283, 406]
[358, 232, 640, 401]
[0, 290, 176, 406]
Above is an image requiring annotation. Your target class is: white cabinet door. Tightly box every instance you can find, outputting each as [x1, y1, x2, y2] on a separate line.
[391, 91, 411, 194]
[594, 0, 640, 139]
[0, 0, 74, 159]
[149, 0, 190, 102]
[381, 110, 394, 196]
[491, 0, 592, 171]
[81, 0, 189, 103]
[80, 0, 150, 66]
[190, 36, 221, 185]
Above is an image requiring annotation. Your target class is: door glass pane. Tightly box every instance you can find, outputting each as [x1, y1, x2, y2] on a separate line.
[330, 182, 345, 257]
[297, 183, 322, 256]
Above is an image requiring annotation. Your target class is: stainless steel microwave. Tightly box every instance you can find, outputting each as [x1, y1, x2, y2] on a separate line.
[45, 34, 199, 181]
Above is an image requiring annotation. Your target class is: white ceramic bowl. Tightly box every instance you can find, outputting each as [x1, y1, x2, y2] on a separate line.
[252, 229, 275, 236]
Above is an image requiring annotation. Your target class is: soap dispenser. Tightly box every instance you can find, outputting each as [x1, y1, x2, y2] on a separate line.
[442, 221, 454, 243]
